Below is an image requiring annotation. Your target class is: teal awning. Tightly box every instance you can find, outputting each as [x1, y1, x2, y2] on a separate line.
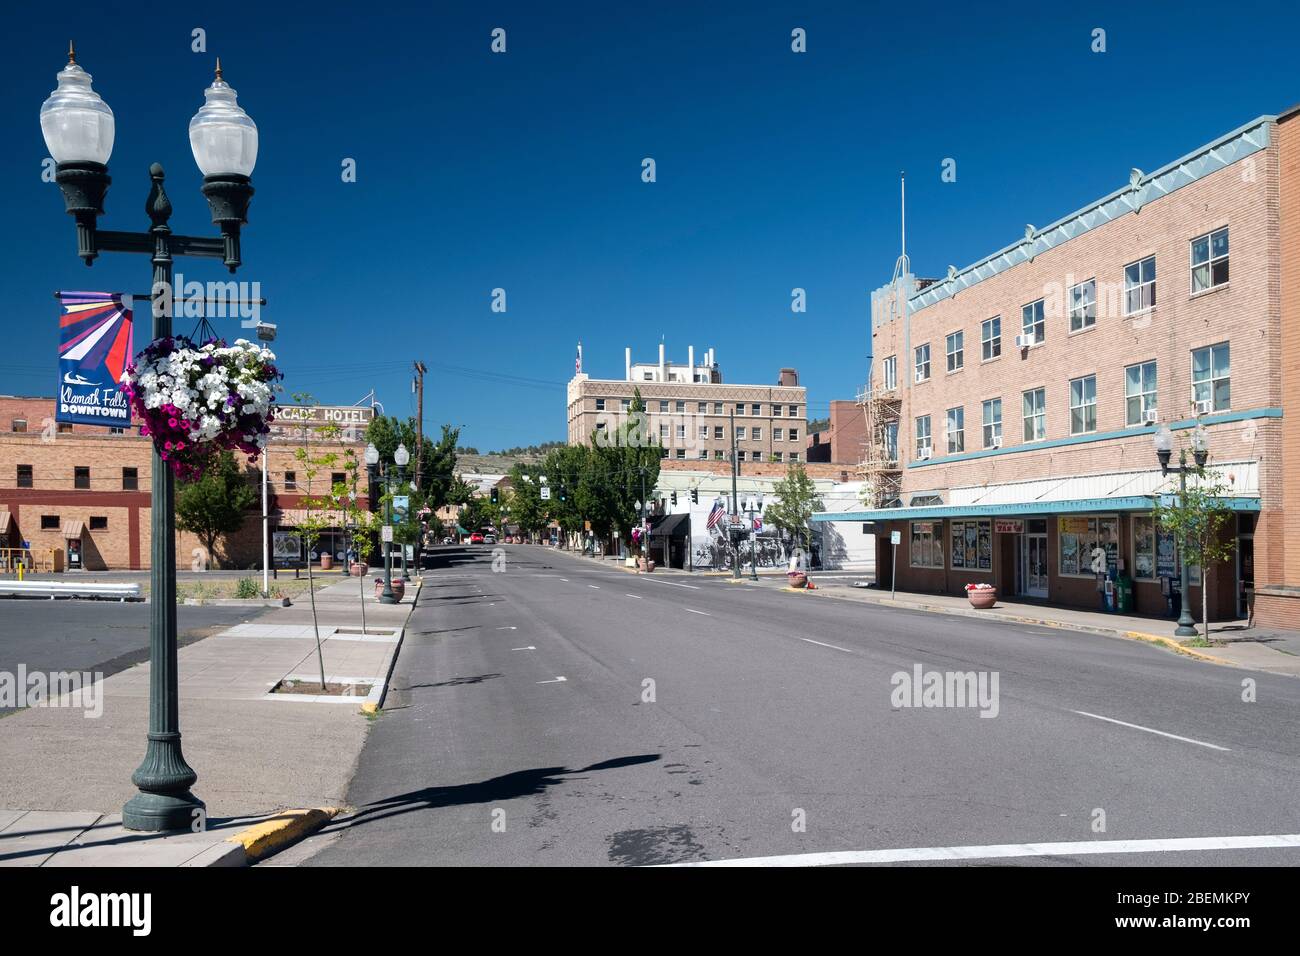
[813, 495, 1261, 523]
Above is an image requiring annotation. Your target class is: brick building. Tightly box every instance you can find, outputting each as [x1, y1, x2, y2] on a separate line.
[566, 344, 809, 465]
[0, 396, 372, 570]
[806, 400, 869, 464]
[814, 108, 1300, 628]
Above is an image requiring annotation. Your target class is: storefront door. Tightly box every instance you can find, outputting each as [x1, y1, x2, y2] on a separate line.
[1020, 533, 1048, 598]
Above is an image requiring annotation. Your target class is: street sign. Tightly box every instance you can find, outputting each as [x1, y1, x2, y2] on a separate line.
[890, 530, 901, 545]
[382, 525, 394, 542]
[392, 496, 410, 523]
[540, 486, 551, 500]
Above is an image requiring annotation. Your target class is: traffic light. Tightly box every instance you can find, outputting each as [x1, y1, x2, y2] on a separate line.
[671, 491, 678, 506]
[558, 485, 567, 502]
[690, 488, 699, 504]
[490, 487, 499, 504]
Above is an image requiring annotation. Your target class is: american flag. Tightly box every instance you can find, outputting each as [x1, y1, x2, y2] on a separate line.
[575, 341, 582, 374]
[706, 499, 724, 530]
[753, 515, 763, 532]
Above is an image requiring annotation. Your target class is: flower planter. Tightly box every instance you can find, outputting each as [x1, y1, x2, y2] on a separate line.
[967, 588, 997, 609]
[787, 571, 808, 589]
[637, 557, 655, 572]
[319, 554, 333, 571]
[350, 562, 367, 577]
[374, 576, 405, 603]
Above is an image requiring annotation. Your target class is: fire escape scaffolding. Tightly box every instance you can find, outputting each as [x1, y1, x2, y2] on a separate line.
[857, 383, 902, 508]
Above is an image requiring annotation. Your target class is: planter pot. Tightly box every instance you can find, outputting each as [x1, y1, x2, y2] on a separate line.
[638, 558, 655, 572]
[967, 589, 997, 609]
[787, 572, 808, 589]
[319, 554, 334, 571]
[349, 562, 367, 577]
[374, 576, 405, 603]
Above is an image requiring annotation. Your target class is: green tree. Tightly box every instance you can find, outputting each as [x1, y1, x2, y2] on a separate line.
[505, 465, 549, 541]
[1153, 463, 1237, 637]
[592, 388, 659, 552]
[767, 462, 823, 554]
[175, 450, 257, 569]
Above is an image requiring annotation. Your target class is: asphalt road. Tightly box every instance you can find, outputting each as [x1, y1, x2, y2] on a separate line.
[301, 545, 1300, 867]
[0, 600, 262, 713]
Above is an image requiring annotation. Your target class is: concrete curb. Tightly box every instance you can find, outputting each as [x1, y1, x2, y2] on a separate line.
[359, 578, 421, 715]
[183, 597, 291, 607]
[225, 807, 339, 863]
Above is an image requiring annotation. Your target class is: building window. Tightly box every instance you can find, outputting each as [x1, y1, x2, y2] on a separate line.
[1191, 227, 1229, 293]
[915, 415, 932, 458]
[735, 404, 744, 415]
[1132, 514, 1157, 580]
[57, 423, 73, 434]
[788, 429, 798, 443]
[1125, 255, 1156, 314]
[676, 400, 685, 413]
[123, 467, 138, 491]
[1023, 388, 1046, 442]
[697, 402, 707, 413]
[331, 472, 346, 487]
[752, 451, 763, 462]
[659, 423, 670, 441]
[675, 448, 686, 460]
[643, 372, 653, 381]
[751, 404, 761, 415]
[789, 452, 799, 462]
[698, 448, 709, 460]
[751, 427, 762, 440]
[595, 398, 605, 411]
[676, 424, 686, 440]
[90, 516, 108, 531]
[621, 398, 631, 411]
[284, 471, 297, 490]
[773, 427, 783, 442]
[981, 318, 1001, 360]
[74, 466, 90, 490]
[910, 521, 944, 569]
[659, 401, 669, 412]
[1058, 515, 1119, 577]
[714, 450, 725, 460]
[882, 355, 897, 390]
[713, 402, 723, 415]
[1069, 375, 1097, 435]
[17, 464, 33, 488]
[736, 450, 745, 462]
[109, 427, 125, 434]
[914, 344, 931, 383]
[788, 405, 798, 417]
[946, 407, 964, 454]
[12, 419, 27, 433]
[698, 425, 708, 441]
[946, 331, 964, 372]
[982, 399, 1002, 448]
[1021, 299, 1045, 345]
[713, 426, 724, 440]
[949, 519, 992, 570]
[773, 451, 783, 463]
[772, 404, 782, 416]
[883, 421, 898, 461]
[1069, 278, 1097, 332]
[1192, 342, 1230, 411]
[41, 515, 60, 530]
[736, 426, 746, 440]
[1125, 361, 1157, 425]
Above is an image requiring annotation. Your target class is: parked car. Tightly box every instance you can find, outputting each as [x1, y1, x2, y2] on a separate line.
[483, 533, 497, 545]
[469, 532, 485, 544]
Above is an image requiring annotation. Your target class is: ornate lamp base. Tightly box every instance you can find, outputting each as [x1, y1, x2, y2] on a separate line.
[122, 731, 204, 831]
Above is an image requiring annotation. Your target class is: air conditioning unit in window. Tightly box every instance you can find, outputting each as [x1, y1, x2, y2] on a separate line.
[1015, 334, 1032, 349]
[990, 437, 1002, 449]
[917, 447, 932, 460]
[1194, 400, 1212, 415]
[1142, 409, 1159, 425]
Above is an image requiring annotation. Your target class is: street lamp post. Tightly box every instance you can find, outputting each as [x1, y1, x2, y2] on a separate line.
[41, 46, 258, 831]
[1154, 424, 1210, 637]
[366, 443, 398, 604]
[747, 496, 764, 581]
[395, 443, 410, 582]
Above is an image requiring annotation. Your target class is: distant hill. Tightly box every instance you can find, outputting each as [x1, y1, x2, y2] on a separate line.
[808, 417, 830, 434]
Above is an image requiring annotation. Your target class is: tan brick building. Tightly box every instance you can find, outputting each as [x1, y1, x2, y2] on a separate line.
[815, 109, 1300, 628]
[0, 396, 372, 570]
[566, 344, 809, 465]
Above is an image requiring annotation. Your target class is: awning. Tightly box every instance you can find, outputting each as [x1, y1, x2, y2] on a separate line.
[649, 513, 690, 537]
[62, 520, 85, 539]
[813, 461, 1260, 523]
[0, 508, 11, 535]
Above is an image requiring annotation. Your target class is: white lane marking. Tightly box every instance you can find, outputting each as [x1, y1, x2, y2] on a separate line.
[588, 585, 600, 589]
[1071, 710, 1231, 752]
[512, 646, 536, 651]
[626, 594, 643, 599]
[800, 638, 853, 653]
[560, 578, 569, 582]
[537, 676, 567, 684]
[637, 578, 700, 589]
[660, 833, 1300, 867]
[684, 608, 710, 616]
[496, 626, 517, 631]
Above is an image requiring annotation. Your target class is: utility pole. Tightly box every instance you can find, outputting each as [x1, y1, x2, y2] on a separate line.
[413, 361, 427, 489]
[730, 410, 740, 581]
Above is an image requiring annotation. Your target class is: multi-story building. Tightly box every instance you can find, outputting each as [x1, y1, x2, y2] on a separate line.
[816, 106, 1300, 628]
[566, 344, 809, 465]
[0, 396, 372, 570]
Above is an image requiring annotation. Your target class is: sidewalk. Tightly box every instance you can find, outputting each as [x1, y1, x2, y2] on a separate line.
[745, 573, 1300, 676]
[0, 574, 418, 866]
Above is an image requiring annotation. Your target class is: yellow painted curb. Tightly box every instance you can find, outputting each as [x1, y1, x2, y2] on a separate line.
[360, 701, 380, 715]
[226, 807, 339, 862]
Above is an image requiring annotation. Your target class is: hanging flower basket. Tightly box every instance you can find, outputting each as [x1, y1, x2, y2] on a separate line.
[120, 336, 281, 480]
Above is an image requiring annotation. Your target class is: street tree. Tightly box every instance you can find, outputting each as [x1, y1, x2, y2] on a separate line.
[1153, 464, 1237, 637]
[767, 462, 823, 555]
[175, 449, 257, 569]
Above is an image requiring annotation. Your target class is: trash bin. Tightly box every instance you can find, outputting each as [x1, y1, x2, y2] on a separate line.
[1116, 574, 1135, 613]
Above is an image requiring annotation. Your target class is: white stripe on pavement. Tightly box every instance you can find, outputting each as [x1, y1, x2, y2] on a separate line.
[626, 594, 643, 599]
[684, 608, 710, 616]
[536, 676, 567, 684]
[1071, 710, 1231, 751]
[661, 833, 1300, 867]
[635, 578, 700, 589]
[588, 584, 600, 589]
[800, 638, 853, 653]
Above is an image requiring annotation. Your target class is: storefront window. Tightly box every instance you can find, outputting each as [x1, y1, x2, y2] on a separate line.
[950, 519, 992, 571]
[1132, 515, 1156, 580]
[910, 521, 944, 569]
[1058, 515, 1119, 577]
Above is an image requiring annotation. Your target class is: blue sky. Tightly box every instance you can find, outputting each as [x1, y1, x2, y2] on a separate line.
[3, 0, 1297, 450]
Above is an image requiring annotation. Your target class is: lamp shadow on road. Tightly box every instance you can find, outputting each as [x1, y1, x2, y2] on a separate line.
[323, 754, 662, 833]
[401, 673, 502, 690]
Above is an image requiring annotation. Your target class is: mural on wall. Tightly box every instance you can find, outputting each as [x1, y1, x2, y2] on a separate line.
[690, 502, 792, 570]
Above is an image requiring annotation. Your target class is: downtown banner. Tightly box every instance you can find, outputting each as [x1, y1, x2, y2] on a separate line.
[56, 291, 134, 427]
